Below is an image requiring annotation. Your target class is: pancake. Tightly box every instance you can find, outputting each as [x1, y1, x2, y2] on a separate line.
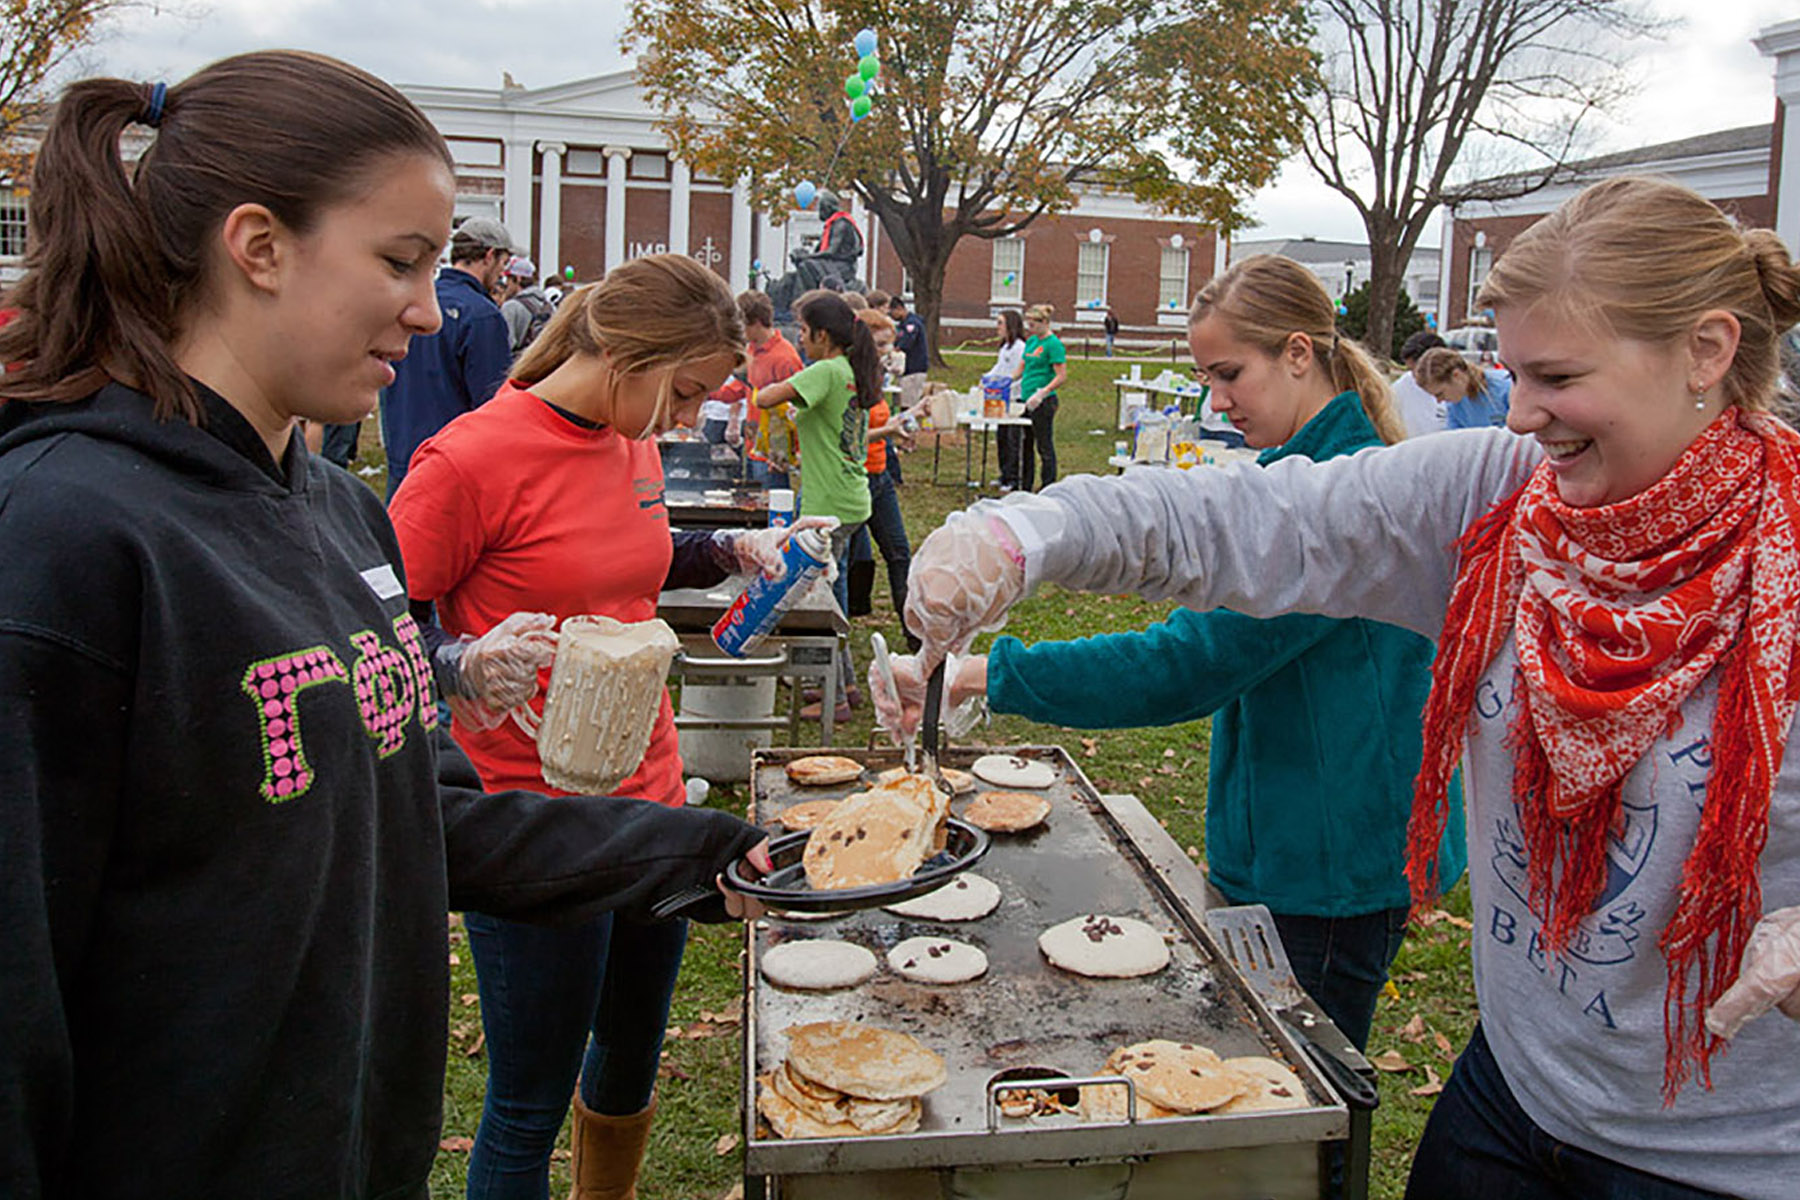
[1038, 914, 1170, 978]
[785, 754, 865, 786]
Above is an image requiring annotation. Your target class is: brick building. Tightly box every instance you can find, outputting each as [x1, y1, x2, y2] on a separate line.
[398, 69, 1226, 340]
[1438, 17, 1800, 330]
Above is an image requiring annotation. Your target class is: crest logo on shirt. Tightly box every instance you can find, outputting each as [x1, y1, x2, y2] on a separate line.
[1490, 802, 1652, 967]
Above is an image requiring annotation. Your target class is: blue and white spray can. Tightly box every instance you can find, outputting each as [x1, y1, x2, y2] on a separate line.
[766, 487, 795, 529]
[712, 526, 831, 657]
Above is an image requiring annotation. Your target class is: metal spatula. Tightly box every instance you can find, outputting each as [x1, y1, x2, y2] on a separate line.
[1206, 904, 1379, 1112]
[919, 657, 946, 786]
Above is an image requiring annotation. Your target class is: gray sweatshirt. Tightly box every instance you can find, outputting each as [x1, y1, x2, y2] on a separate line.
[993, 428, 1800, 1199]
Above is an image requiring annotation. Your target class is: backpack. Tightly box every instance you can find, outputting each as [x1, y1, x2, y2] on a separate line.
[514, 291, 554, 350]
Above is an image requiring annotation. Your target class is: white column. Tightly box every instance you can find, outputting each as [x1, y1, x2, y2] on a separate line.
[503, 137, 533, 253]
[1212, 230, 1229, 279]
[1756, 19, 1800, 252]
[603, 145, 632, 273]
[1437, 210, 1456, 329]
[729, 177, 753, 292]
[668, 158, 692, 257]
[537, 141, 565, 283]
[756, 208, 780, 284]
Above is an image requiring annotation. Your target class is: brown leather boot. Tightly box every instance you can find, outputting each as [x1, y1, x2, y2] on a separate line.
[567, 1093, 656, 1200]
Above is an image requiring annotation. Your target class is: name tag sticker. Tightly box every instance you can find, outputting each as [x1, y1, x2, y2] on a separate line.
[360, 563, 405, 600]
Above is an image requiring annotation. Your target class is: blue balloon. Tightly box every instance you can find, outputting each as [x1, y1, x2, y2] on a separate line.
[854, 29, 877, 57]
[752, 259, 763, 272]
[794, 180, 817, 208]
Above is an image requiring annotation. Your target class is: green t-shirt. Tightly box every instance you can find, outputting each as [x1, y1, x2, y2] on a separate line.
[1020, 333, 1066, 400]
[789, 355, 871, 524]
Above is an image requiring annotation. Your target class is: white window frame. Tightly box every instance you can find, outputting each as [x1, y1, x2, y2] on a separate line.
[1467, 245, 1492, 320]
[1076, 242, 1110, 309]
[1157, 245, 1190, 312]
[990, 237, 1024, 303]
[0, 190, 26, 260]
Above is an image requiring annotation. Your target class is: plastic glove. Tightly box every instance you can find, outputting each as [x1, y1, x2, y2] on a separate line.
[1705, 905, 1800, 1039]
[903, 510, 1026, 675]
[439, 611, 560, 731]
[713, 516, 840, 580]
[869, 651, 988, 744]
[1023, 393, 1042, 413]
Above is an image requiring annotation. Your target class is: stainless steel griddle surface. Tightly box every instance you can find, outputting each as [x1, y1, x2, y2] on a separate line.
[744, 745, 1346, 1175]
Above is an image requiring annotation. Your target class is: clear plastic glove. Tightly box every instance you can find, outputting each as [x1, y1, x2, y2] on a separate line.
[868, 651, 987, 744]
[903, 510, 1026, 675]
[441, 611, 559, 729]
[712, 516, 839, 579]
[1023, 393, 1043, 412]
[1706, 905, 1800, 1039]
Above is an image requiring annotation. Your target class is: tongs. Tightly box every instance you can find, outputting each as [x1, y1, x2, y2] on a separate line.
[920, 656, 946, 786]
[869, 632, 915, 772]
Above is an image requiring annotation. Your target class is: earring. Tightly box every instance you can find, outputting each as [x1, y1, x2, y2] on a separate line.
[1693, 384, 1707, 411]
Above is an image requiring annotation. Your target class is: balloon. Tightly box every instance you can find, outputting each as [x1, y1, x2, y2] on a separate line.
[859, 54, 879, 81]
[1004, 273, 1015, 286]
[845, 74, 866, 99]
[851, 95, 872, 120]
[752, 259, 763, 272]
[794, 180, 817, 208]
[854, 29, 877, 57]
[563, 265, 575, 280]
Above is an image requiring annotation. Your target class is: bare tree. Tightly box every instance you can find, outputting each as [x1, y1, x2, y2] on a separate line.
[1301, 0, 1661, 355]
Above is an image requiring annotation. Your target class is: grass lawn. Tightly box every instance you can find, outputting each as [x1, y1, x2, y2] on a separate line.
[371, 343, 1479, 1199]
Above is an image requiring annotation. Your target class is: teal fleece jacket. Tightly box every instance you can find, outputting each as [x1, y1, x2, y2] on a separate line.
[987, 392, 1465, 917]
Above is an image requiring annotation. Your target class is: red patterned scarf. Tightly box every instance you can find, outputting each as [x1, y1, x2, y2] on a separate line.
[1406, 409, 1800, 1100]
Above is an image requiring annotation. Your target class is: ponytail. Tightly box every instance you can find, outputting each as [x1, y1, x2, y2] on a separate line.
[798, 291, 880, 409]
[0, 51, 450, 422]
[1328, 337, 1405, 445]
[513, 255, 743, 388]
[0, 79, 187, 416]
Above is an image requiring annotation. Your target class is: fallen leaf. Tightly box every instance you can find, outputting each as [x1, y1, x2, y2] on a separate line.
[714, 1132, 740, 1156]
[1156, 764, 1178, 775]
[1079, 737, 1098, 758]
[1137, 776, 1154, 787]
[1184, 845, 1200, 859]
[1173, 794, 1186, 805]
[1369, 1050, 1412, 1073]
[552, 1149, 571, 1162]
[1382, 980, 1401, 1001]
[1443, 914, 1473, 930]
[460, 993, 479, 1008]
[1400, 1014, 1427, 1043]
[1162, 748, 1176, 758]
[658, 1061, 694, 1082]
[719, 1185, 744, 1200]
[438, 1136, 474, 1152]
[447, 913, 464, 929]
[1433, 1031, 1454, 1056]
[1064, 607, 1076, 616]
[1410, 1065, 1444, 1097]
[448, 952, 461, 967]
[464, 1031, 485, 1058]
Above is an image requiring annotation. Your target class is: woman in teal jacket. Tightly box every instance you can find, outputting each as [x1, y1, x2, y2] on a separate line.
[888, 256, 1464, 1052]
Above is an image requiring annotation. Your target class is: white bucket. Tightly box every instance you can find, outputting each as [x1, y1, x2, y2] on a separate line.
[676, 676, 779, 782]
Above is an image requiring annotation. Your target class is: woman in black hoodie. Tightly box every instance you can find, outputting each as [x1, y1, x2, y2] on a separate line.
[0, 50, 767, 1200]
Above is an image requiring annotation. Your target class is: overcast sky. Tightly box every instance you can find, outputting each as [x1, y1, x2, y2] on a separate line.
[88, 0, 1794, 247]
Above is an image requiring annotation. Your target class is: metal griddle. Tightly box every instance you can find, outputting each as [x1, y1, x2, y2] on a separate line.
[742, 744, 1352, 1189]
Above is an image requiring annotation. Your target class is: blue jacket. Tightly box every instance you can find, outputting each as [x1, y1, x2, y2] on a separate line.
[987, 393, 1465, 917]
[1446, 368, 1511, 430]
[380, 268, 511, 498]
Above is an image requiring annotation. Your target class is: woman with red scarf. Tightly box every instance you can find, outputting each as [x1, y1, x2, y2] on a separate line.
[900, 176, 1800, 1199]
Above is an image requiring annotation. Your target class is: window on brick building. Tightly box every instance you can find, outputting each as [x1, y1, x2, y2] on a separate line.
[0, 191, 26, 259]
[1158, 245, 1189, 311]
[990, 237, 1023, 302]
[1467, 244, 1492, 319]
[1077, 241, 1109, 307]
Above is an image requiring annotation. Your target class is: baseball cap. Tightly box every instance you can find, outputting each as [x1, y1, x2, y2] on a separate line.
[506, 257, 537, 279]
[453, 216, 518, 254]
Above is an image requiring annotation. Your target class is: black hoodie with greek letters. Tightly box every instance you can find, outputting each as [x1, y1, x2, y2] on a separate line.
[0, 382, 762, 1199]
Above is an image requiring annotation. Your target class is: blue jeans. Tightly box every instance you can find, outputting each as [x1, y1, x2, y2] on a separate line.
[1265, 904, 1411, 1053]
[828, 521, 865, 693]
[848, 469, 913, 645]
[1406, 1024, 1731, 1200]
[464, 911, 688, 1200]
[701, 417, 728, 444]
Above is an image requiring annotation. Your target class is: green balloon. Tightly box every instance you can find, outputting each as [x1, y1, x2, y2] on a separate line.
[858, 54, 879, 81]
[851, 95, 873, 119]
[845, 74, 865, 99]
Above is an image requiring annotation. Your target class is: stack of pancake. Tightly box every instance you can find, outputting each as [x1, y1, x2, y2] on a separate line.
[801, 774, 950, 890]
[1079, 1039, 1308, 1120]
[757, 1021, 947, 1139]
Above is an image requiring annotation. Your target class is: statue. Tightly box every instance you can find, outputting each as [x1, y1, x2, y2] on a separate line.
[766, 189, 865, 319]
